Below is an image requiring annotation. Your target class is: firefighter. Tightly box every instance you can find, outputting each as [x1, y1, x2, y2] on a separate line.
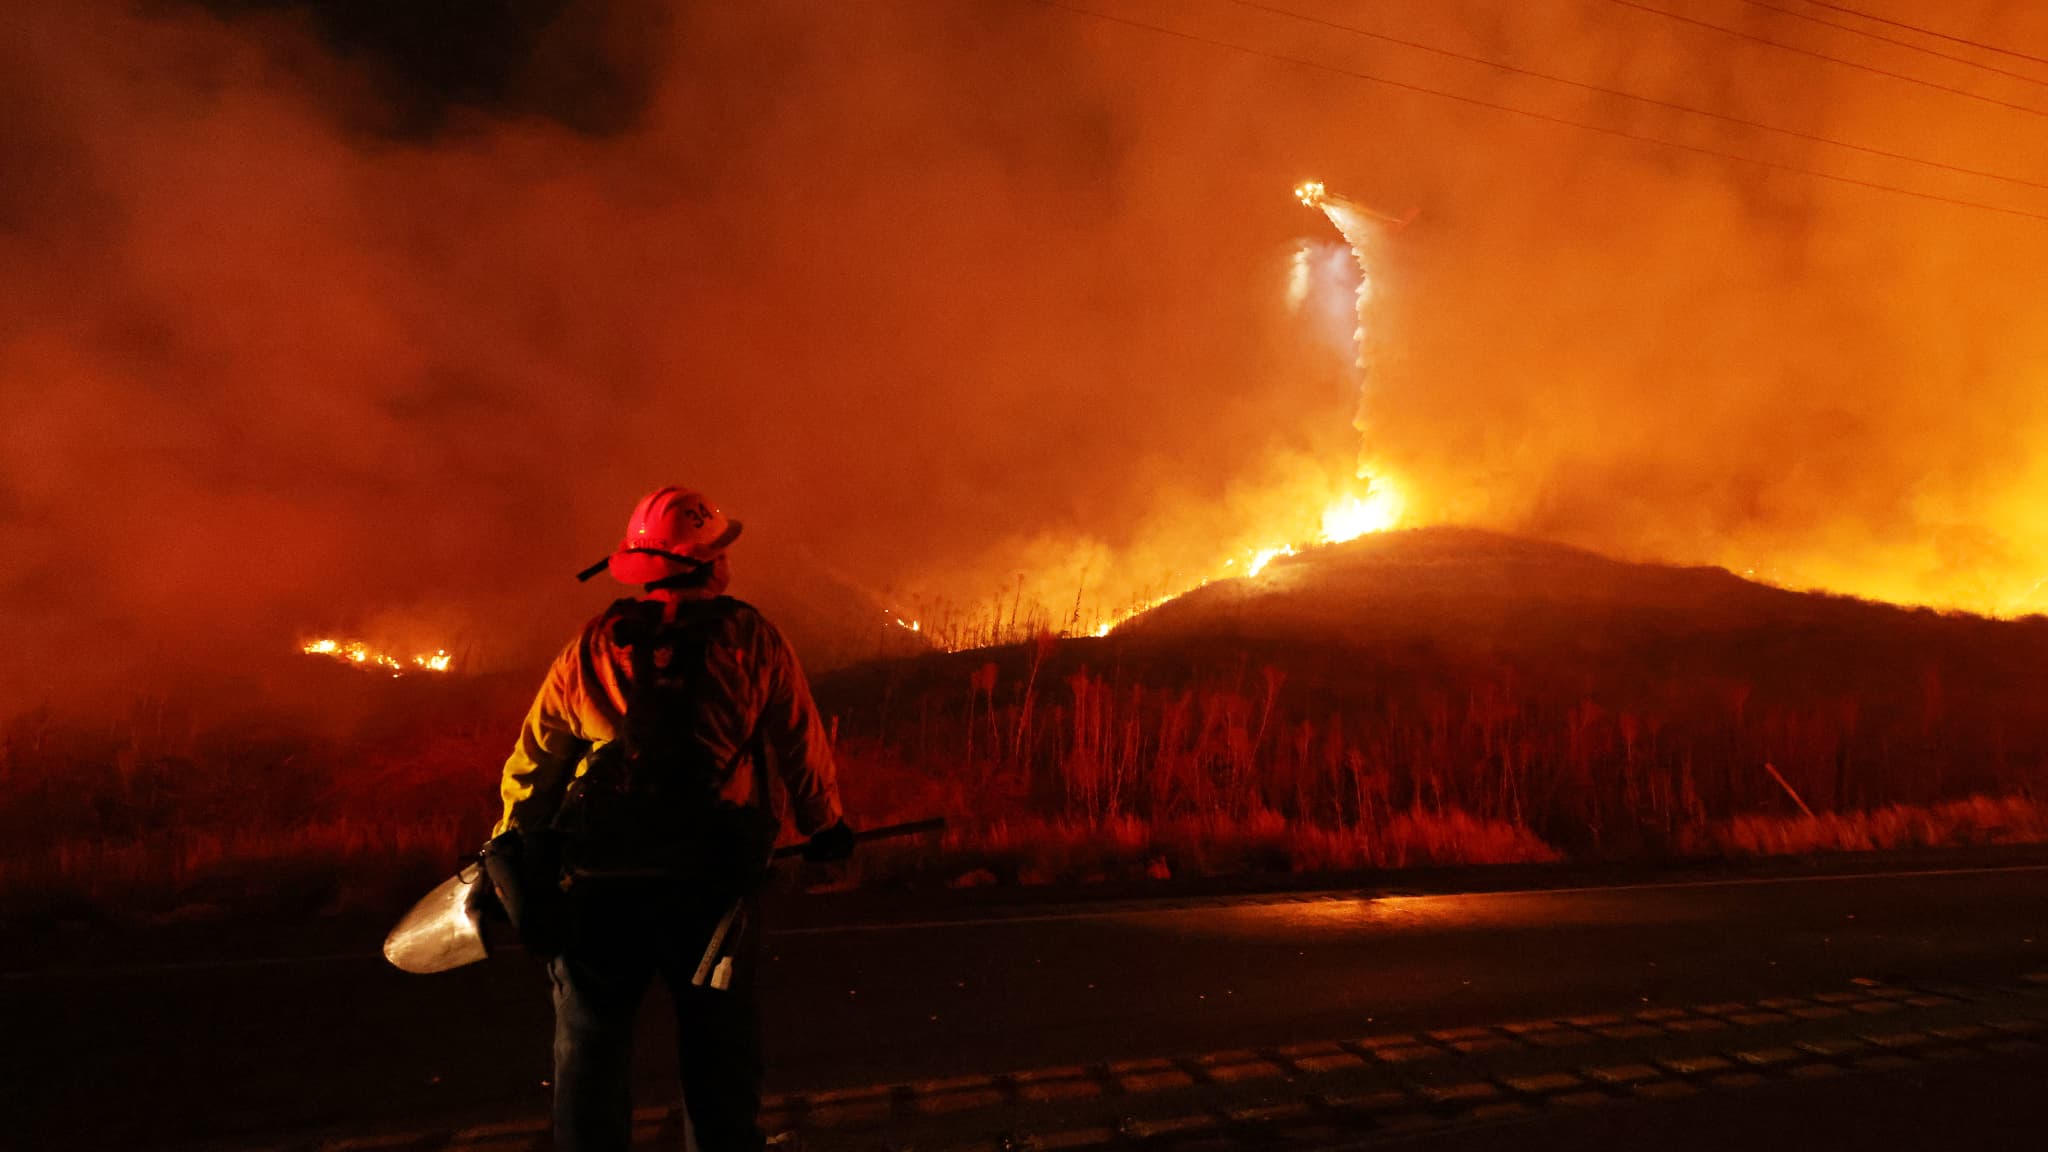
[491, 485, 852, 1152]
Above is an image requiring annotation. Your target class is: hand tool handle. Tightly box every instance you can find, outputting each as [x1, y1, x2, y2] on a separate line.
[771, 816, 948, 860]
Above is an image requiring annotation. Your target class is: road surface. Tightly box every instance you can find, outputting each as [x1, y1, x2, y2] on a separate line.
[9, 860, 2048, 1150]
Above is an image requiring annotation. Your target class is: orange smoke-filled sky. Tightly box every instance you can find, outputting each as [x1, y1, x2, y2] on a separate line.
[4, 0, 2048, 699]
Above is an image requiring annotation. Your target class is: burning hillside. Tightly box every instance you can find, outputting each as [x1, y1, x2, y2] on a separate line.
[1118, 525, 1876, 648]
[14, 522, 2048, 930]
[818, 526, 2048, 864]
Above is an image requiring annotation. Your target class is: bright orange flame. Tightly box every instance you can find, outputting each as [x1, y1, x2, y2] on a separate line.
[1086, 480, 1408, 637]
[1247, 545, 1296, 577]
[1237, 478, 1406, 580]
[955, 179, 1413, 649]
[301, 638, 452, 677]
[1319, 482, 1405, 544]
[1093, 586, 1203, 637]
[1056, 181, 1415, 643]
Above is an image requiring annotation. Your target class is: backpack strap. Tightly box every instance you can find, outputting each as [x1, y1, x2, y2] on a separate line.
[602, 596, 758, 794]
[559, 597, 779, 887]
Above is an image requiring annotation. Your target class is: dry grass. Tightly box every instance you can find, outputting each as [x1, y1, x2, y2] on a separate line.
[11, 605, 2048, 925]
[23, 532, 2048, 926]
[0, 683, 512, 924]
[0, 665, 1579, 922]
[928, 810, 1557, 887]
[1698, 794, 2048, 857]
[0, 819, 472, 923]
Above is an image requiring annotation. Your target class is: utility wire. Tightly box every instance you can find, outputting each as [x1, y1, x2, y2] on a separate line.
[1026, 0, 2048, 223]
[1800, 0, 2048, 70]
[1229, 0, 2048, 193]
[1601, 0, 2048, 118]
[1734, 0, 2048, 89]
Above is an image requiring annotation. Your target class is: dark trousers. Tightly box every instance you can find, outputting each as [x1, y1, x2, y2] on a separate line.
[547, 881, 763, 1152]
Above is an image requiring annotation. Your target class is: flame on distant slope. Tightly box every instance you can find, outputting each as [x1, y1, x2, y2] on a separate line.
[302, 638, 452, 676]
[898, 179, 1411, 652]
[1322, 485, 1405, 543]
[1083, 181, 1410, 639]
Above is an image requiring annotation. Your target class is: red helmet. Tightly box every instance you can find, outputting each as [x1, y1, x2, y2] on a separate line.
[578, 486, 743, 584]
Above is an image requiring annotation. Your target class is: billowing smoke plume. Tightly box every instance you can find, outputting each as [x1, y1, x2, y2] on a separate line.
[5, 0, 2048, 703]
[1355, 0, 2048, 619]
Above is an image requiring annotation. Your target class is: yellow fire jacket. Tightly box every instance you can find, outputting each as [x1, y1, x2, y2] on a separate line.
[494, 591, 842, 840]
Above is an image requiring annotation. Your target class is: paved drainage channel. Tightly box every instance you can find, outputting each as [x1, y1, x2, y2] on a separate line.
[235, 973, 2048, 1152]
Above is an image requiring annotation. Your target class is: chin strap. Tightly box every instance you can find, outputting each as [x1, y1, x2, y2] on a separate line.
[575, 547, 708, 584]
[645, 562, 715, 592]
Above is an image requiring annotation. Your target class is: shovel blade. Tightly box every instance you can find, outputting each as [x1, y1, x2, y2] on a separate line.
[384, 862, 491, 974]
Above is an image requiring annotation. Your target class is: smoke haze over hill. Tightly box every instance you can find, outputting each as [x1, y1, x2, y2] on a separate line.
[6, 0, 2048, 701]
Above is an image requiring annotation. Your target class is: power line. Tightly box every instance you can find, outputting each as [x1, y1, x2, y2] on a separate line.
[1024, 0, 2048, 223]
[1601, 0, 2048, 118]
[1733, 0, 2048, 90]
[1800, 0, 2048, 70]
[1228, 0, 2048, 193]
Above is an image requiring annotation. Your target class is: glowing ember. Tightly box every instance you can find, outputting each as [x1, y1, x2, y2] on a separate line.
[302, 638, 453, 677]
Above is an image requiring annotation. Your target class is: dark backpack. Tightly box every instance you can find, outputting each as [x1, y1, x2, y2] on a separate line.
[551, 596, 779, 894]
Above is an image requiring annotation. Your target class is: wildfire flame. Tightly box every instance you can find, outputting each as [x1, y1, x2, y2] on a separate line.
[301, 638, 453, 677]
[1247, 545, 1296, 578]
[1089, 181, 1409, 637]
[1222, 478, 1406, 583]
[1093, 587, 1196, 637]
[1320, 484, 1405, 544]
[917, 179, 1412, 650]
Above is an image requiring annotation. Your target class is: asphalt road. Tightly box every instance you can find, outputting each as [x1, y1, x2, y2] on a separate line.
[1369, 1048, 2048, 1152]
[9, 861, 2048, 1150]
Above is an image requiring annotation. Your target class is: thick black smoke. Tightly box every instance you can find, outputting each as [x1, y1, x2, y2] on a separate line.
[197, 0, 666, 137]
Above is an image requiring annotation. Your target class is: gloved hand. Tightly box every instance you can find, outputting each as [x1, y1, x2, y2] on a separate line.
[801, 819, 856, 863]
[480, 828, 568, 960]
